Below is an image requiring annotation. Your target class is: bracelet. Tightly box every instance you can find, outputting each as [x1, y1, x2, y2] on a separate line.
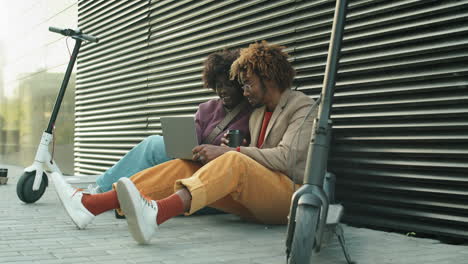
[236, 146, 241, 152]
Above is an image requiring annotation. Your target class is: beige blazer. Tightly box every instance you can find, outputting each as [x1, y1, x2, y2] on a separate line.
[239, 89, 315, 183]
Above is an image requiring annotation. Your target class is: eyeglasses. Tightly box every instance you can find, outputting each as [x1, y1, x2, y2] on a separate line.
[241, 83, 252, 92]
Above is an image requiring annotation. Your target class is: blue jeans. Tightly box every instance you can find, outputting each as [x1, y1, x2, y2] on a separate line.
[96, 135, 172, 192]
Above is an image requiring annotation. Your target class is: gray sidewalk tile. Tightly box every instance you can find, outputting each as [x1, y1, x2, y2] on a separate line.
[0, 164, 467, 263]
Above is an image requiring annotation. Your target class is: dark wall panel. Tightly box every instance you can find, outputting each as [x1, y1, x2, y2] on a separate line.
[76, 0, 468, 239]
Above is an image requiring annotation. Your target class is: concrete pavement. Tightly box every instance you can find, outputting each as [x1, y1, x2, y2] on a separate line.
[0, 164, 466, 264]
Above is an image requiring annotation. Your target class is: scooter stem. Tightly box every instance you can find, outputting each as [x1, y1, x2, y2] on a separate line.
[303, 0, 347, 186]
[46, 39, 82, 134]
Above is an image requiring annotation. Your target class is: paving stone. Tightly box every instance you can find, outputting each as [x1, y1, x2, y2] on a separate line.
[1, 164, 467, 264]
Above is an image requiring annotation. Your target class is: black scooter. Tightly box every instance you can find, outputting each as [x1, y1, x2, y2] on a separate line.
[285, 1, 355, 263]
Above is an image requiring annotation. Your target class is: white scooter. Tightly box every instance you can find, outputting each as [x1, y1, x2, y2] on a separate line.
[16, 26, 98, 203]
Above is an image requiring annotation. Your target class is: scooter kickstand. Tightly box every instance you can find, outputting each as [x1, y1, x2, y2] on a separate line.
[335, 224, 356, 264]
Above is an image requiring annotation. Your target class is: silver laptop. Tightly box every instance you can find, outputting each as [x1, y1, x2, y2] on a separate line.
[161, 116, 199, 160]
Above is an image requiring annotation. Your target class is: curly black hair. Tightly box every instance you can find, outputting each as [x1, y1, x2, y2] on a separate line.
[202, 49, 241, 91]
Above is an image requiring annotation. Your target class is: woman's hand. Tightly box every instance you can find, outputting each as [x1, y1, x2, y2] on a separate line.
[192, 144, 233, 164]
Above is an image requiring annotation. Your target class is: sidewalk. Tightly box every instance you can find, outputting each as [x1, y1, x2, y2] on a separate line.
[0, 164, 466, 264]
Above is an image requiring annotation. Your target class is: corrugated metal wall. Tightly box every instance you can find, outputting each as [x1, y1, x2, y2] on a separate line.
[75, 0, 468, 240]
[329, 0, 468, 240]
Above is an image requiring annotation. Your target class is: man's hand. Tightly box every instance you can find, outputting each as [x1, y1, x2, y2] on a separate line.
[220, 132, 248, 147]
[192, 144, 233, 164]
[220, 133, 229, 147]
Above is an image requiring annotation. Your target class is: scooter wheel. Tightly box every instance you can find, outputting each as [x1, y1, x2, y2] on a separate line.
[16, 171, 48, 203]
[288, 204, 321, 264]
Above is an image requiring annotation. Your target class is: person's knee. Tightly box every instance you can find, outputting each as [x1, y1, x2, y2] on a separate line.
[145, 135, 162, 143]
[220, 151, 248, 163]
[144, 135, 164, 148]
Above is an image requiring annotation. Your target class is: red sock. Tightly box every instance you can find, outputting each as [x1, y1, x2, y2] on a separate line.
[156, 193, 185, 225]
[81, 190, 120, 216]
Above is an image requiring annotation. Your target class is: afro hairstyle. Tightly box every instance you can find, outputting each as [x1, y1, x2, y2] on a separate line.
[230, 40, 295, 91]
[202, 49, 241, 91]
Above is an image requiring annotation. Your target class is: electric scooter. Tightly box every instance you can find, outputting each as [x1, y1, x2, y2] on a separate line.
[16, 27, 98, 203]
[285, 0, 355, 263]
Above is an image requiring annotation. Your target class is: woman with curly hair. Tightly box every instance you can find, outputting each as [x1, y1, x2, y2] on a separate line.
[89, 49, 252, 193]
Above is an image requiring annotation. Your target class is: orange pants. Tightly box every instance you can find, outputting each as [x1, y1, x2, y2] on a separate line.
[128, 151, 297, 224]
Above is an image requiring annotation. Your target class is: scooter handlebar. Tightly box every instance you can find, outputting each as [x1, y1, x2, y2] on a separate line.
[79, 33, 98, 43]
[48, 26, 99, 43]
[49, 26, 65, 34]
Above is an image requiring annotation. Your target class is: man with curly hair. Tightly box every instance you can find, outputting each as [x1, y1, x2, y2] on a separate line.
[53, 41, 315, 245]
[88, 49, 252, 193]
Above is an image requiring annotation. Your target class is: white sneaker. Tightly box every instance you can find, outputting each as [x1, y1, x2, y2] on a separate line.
[86, 184, 103, 194]
[51, 172, 95, 229]
[116, 177, 158, 245]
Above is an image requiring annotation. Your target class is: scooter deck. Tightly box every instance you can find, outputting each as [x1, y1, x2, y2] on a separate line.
[326, 204, 344, 226]
[63, 174, 100, 188]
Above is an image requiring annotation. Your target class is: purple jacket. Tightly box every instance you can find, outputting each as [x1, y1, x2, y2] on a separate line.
[195, 98, 252, 145]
